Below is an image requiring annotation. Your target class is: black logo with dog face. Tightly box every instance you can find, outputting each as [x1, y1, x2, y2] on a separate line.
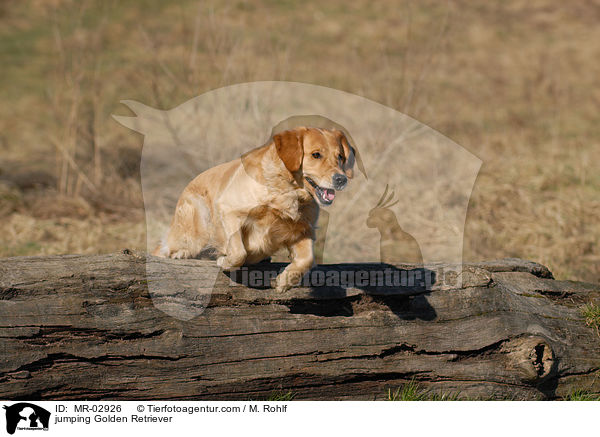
[3, 403, 50, 434]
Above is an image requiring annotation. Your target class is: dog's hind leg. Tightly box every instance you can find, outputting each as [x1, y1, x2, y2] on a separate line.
[160, 194, 211, 259]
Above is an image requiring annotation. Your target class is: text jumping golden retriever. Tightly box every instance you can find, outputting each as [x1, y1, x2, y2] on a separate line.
[154, 126, 355, 291]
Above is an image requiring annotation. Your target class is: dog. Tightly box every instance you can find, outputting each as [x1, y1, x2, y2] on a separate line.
[154, 126, 356, 292]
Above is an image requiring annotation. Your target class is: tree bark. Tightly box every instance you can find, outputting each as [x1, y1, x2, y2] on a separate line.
[0, 251, 598, 400]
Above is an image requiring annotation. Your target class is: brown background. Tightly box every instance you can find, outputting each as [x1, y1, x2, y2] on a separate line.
[1, 0, 598, 282]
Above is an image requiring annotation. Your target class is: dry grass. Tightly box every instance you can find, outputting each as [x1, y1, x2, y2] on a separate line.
[387, 380, 461, 401]
[0, 0, 598, 282]
[582, 303, 600, 337]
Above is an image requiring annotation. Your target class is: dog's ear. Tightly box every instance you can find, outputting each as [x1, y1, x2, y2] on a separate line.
[274, 129, 304, 173]
[340, 134, 356, 179]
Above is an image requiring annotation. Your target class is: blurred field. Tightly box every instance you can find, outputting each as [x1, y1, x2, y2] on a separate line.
[0, 0, 598, 282]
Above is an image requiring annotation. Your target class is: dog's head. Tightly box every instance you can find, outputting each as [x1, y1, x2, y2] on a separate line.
[273, 127, 356, 206]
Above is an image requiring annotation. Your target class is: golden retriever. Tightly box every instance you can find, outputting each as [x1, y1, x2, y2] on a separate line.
[153, 126, 356, 292]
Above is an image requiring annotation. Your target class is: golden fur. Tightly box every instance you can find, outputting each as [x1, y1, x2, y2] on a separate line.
[154, 126, 355, 292]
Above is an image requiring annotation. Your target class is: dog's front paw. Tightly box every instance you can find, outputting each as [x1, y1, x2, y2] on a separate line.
[217, 256, 236, 271]
[273, 270, 303, 292]
[274, 279, 292, 293]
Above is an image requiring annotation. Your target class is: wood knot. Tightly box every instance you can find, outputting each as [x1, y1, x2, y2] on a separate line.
[506, 336, 555, 383]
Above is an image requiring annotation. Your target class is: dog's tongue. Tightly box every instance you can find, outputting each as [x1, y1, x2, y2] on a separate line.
[324, 188, 335, 201]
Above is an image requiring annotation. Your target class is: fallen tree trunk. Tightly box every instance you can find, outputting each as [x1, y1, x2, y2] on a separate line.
[0, 251, 598, 400]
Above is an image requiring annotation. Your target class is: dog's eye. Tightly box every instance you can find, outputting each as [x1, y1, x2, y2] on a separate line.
[339, 154, 344, 161]
[312, 152, 321, 159]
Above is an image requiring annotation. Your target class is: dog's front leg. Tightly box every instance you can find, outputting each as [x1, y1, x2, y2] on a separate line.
[275, 237, 314, 292]
[217, 215, 247, 271]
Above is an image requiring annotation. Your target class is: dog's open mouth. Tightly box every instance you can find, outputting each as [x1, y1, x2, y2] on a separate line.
[305, 177, 335, 205]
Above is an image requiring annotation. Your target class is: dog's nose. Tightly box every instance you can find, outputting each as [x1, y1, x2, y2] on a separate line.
[332, 173, 348, 190]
